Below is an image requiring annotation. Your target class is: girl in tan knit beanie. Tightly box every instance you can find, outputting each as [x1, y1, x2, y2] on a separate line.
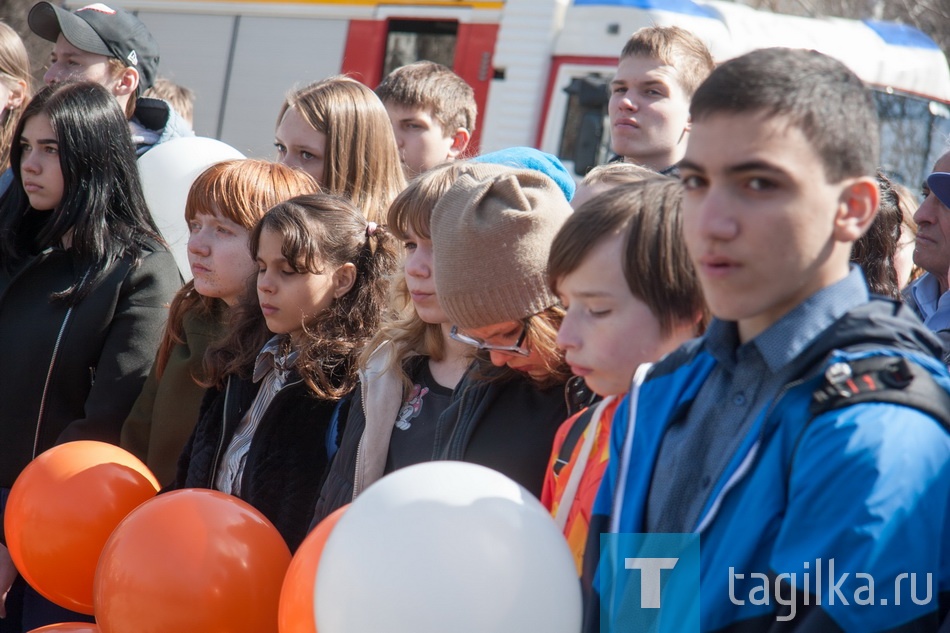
[424, 163, 593, 497]
[431, 163, 576, 388]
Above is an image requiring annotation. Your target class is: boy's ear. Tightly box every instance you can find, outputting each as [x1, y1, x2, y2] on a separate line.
[833, 176, 880, 243]
[112, 66, 140, 99]
[447, 128, 471, 159]
[333, 262, 358, 298]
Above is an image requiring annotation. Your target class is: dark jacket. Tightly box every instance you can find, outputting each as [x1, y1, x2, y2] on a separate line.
[168, 373, 340, 552]
[0, 243, 181, 501]
[313, 356, 591, 526]
[120, 306, 225, 486]
[130, 97, 194, 156]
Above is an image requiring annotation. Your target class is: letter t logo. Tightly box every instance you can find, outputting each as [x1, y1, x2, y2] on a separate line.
[625, 558, 679, 608]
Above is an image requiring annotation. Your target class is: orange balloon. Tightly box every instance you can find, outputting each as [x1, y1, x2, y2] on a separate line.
[278, 505, 349, 633]
[4, 441, 160, 615]
[27, 624, 100, 632]
[94, 488, 292, 633]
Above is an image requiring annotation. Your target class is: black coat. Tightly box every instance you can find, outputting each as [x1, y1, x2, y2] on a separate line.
[0, 244, 181, 495]
[169, 373, 341, 552]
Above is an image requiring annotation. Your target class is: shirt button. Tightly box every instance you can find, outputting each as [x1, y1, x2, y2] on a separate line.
[733, 392, 746, 406]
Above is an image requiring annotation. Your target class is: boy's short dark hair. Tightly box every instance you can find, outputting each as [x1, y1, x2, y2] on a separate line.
[376, 61, 477, 136]
[620, 25, 715, 97]
[690, 47, 879, 183]
[549, 176, 708, 336]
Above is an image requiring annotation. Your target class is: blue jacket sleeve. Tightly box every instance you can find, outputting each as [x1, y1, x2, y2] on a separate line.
[770, 402, 950, 631]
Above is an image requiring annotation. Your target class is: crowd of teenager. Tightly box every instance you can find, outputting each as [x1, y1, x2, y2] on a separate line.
[0, 2, 947, 631]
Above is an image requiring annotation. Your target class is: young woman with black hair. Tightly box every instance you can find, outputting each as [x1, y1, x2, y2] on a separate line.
[0, 81, 181, 632]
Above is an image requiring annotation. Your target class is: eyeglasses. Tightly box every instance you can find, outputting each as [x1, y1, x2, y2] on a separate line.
[449, 325, 531, 357]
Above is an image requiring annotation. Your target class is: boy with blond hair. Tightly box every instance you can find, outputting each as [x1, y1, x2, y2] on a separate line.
[609, 25, 714, 174]
[376, 61, 476, 177]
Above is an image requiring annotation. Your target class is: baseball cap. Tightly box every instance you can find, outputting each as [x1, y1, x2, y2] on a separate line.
[29, 2, 159, 94]
[927, 172, 950, 207]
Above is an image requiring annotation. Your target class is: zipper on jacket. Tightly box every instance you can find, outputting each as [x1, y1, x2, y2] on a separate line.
[437, 361, 484, 460]
[446, 384, 480, 459]
[694, 372, 814, 534]
[609, 362, 652, 533]
[209, 378, 234, 487]
[352, 435, 365, 499]
[33, 306, 75, 458]
[352, 368, 371, 498]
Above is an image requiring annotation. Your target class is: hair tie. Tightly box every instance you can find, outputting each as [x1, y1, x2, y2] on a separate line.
[366, 222, 378, 238]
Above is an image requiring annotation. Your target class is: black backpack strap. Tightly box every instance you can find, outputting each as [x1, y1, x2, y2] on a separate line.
[553, 406, 597, 477]
[809, 355, 950, 433]
[565, 374, 599, 415]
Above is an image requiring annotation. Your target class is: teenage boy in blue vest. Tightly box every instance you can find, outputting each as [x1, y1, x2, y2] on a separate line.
[585, 47, 950, 632]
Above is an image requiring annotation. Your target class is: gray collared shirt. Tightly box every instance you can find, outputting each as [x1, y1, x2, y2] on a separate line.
[646, 267, 870, 533]
[907, 272, 950, 332]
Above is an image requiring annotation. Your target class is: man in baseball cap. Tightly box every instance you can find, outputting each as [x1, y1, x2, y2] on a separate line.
[28, 2, 191, 154]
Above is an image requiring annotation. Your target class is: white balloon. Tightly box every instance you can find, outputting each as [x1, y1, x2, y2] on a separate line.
[137, 137, 245, 280]
[315, 461, 582, 633]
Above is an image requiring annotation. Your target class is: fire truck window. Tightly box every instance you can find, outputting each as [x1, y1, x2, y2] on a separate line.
[384, 20, 458, 76]
[559, 74, 610, 176]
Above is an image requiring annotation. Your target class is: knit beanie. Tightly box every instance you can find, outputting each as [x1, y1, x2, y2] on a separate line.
[472, 146, 576, 202]
[431, 163, 573, 329]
